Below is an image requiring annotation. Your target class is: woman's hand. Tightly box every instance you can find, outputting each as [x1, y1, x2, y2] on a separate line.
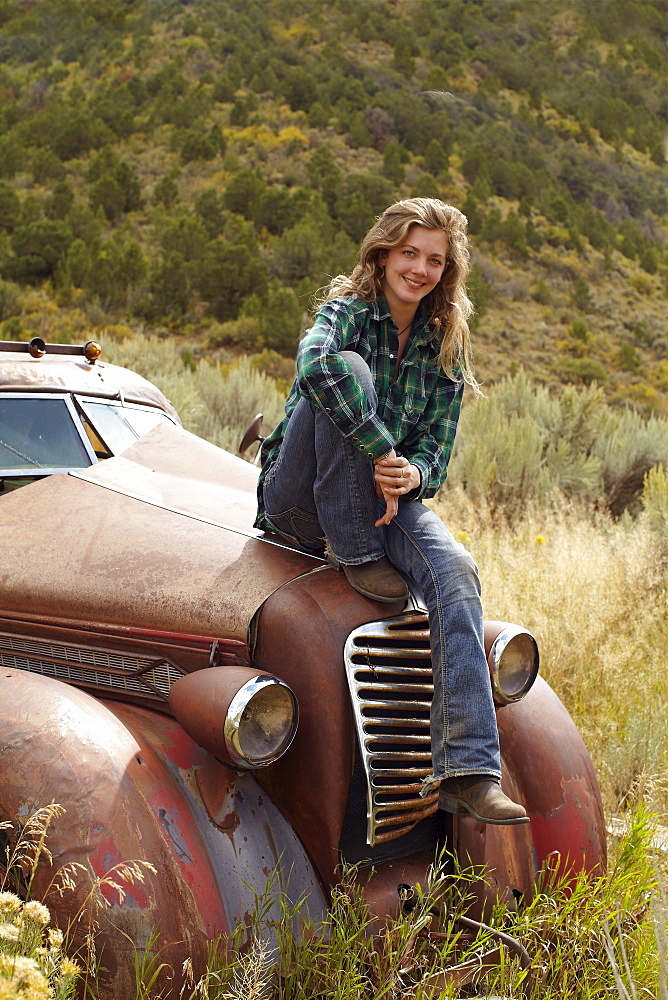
[373, 451, 419, 526]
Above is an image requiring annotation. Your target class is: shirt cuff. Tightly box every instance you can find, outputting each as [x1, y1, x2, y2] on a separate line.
[410, 458, 429, 499]
[343, 412, 395, 460]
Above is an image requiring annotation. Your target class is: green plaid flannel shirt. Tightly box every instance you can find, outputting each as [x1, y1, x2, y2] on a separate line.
[254, 296, 464, 532]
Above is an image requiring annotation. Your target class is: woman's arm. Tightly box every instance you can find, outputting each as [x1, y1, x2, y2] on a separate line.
[297, 301, 396, 462]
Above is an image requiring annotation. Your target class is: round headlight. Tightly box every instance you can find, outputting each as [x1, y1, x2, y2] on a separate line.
[169, 666, 298, 769]
[488, 626, 539, 706]
[225, 675, 298, 767]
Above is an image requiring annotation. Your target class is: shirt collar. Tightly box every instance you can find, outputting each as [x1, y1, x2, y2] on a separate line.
[372, 296, 431, 330]
[370, 296, 393, 322]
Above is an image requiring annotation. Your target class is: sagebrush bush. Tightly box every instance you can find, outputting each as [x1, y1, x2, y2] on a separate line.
[103, 334, 287, 456]
[194, 356, 286, 454]
[449, 369, 668, 517]
[642, 463, 668, 532]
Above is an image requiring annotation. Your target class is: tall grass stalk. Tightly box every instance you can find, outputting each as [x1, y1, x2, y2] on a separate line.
[182, 823, 664, 999]
[1, 806, 81, 999]
[430, 487, 668, 822]
[0, 806, 159, 999]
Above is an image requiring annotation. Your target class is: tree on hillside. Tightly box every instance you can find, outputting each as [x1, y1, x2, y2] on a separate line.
[195, 240, 268, 321]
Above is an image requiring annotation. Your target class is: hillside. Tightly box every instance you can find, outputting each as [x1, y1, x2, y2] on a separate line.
[0, 0, 665, 412]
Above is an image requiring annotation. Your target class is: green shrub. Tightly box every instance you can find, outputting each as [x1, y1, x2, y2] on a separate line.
[0, 183, 20, 233]
[410, 173, 440, 199]
[5, 220, 74, 283]
[641, 463, 668, 534]
[558, 357, 609, 386]
[532, 278, 551, 305]
[195, 240, 268, 321]
[2, 316, 22, 338]
[245, 285, 304, 356]
[447, 370, 668, 518]
[31, 149, 66, 185]
[570, 275, 592, 311]
[617, 341, 641, 372]
[0, 279, 21, 322]
[570, 319, 589, 342]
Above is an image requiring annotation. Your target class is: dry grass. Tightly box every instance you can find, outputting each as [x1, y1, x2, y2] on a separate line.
[430, 487, 668, 822]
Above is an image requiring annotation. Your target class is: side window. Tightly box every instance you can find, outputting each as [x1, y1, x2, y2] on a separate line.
[78, 401, 138, 455]
[78, 400, 172, 457]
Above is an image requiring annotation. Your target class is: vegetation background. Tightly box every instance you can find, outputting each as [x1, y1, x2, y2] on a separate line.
[0, 0, 665, 411]
[0, 0, 666, 995]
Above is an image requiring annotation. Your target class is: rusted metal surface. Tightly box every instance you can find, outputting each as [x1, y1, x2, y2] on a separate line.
[420, 915, 532, 994]
[453, 760, 537, 920]
[253, 569, 406, 887]
[419, 946, 505, 993]
[455, 674, 607, 921]
[0, 667, 326, 998]
[359, 846, 451, 921]
[72, 421, 277, 535]
[496, 674, 607, 878]
[456, 914, 532, 980]
[0, 351, 178, 417]
[0, 612, 249, 713]
[168, 664, 298, 766]
[0, 467, 318, 642]
[365, 872, 533, 994]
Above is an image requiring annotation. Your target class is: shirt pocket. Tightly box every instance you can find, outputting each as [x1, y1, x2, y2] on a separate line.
[401, 385, 429, 429]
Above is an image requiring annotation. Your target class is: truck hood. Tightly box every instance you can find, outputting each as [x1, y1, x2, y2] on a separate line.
[0, 423, 321, 641]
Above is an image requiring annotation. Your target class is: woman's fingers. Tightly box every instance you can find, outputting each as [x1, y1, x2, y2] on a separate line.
[374, 459, 415, 494]
[373, 457, 415, 524]
[375, 494, 398, 526]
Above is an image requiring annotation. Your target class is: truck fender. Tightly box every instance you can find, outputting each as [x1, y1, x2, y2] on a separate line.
[455, 675, 606, 918]
[0, 668, 327, 997]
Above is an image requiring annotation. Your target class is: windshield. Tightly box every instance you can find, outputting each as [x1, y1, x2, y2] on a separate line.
[0, 397, 92, 471]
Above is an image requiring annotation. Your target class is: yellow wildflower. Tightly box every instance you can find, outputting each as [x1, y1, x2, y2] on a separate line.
[455, 530, 470, 544]
[59, 956, 81, 980]
[0, 981, 21, 1000]
[0, 953, 50, 998]
[535, 535, 546, 545]
[47, 927, 64, 950]
[0, 895, 21, 919]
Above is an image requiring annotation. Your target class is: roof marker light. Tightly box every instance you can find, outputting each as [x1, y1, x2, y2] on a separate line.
[28, 337, 46, 359]
[83, 341, 102, 364]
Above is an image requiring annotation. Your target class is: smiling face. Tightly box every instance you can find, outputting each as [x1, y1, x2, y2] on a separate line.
[379, 225, 448, 321]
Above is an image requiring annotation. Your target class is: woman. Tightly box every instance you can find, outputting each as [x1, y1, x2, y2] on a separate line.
[254, 198, 528, 826]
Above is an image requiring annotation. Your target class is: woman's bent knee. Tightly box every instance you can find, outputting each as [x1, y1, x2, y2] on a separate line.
[339, 351, 376, 401]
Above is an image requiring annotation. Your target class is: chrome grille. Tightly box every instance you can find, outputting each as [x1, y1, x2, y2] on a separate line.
[344, 612, 439, 846]
[0, 632, 186, 701]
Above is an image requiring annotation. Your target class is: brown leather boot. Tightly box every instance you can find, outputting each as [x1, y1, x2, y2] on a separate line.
[328, 551, 409, 603]
[439, 776, 529, 825]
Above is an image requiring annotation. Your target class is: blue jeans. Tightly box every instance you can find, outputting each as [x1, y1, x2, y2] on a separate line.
[262, 353, 501, 783]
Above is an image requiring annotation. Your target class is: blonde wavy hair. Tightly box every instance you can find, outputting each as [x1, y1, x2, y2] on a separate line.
[323, 198, 479, 390]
